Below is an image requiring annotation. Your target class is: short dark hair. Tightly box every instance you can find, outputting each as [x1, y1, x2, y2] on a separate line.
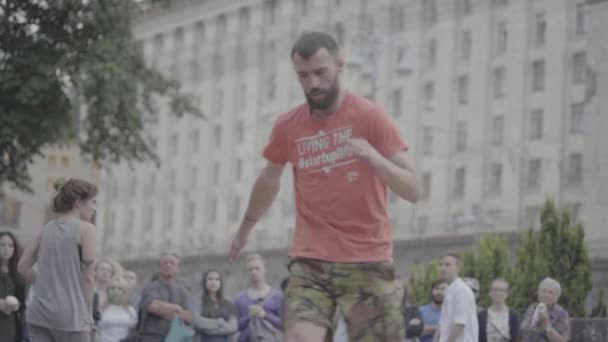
[291, 31, 339, 60]
[431, 279, 446, 290]
[440, 252, 461, 262]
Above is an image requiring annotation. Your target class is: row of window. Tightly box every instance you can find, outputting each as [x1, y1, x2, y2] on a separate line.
[418, 152, 584, 203]
[418, 52, 587, 110]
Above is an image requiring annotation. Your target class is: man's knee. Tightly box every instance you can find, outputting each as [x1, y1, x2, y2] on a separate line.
[285, 321, 328, 342]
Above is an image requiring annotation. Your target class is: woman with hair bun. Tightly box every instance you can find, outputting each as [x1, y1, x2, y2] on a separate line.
[18, 177, 99, 342]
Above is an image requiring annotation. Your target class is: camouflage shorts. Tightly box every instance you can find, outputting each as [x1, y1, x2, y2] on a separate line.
[283, 257, 405, 342]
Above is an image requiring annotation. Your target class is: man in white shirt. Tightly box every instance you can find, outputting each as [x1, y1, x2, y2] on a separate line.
[435, 253, 478, 342]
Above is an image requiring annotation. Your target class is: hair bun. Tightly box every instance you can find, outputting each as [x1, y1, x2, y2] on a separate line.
[53, 178, 68, 191]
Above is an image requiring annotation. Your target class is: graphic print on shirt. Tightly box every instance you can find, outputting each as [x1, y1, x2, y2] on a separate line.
[295, 126, 357, 175]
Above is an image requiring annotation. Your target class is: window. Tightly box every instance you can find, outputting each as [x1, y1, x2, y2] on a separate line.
[126, 209, 134, 229]
[535, 13, 547, 46]
[213, 54, 223, 79]
[238, 7, 250, 31]
[421, 172, 432, 201]
[568, 153, 583, 185]
[299, 0, 309, 16]
[169, 169, 176, 192]
[194, 21, 205, 42]
[461, 30, 472, 62]
[235, 120, 244, 144]
[494, 67, 506, 99]
[264, 0, 277, 25]
[190, 59, 201, 83]
[527, 158, 542, 190]
[489, 162, 503, 194]
[185, 200, 195, 226]
[456, 121, 468, 152]
[144, 206, 154, 230]
[166, 204, 174, 228]
[532, 60, 545, 92]
[392, 89, 402, 118]
[458, 75, 469, 105]
[422, 126, 433, 156]
[208, 197, 217, 222]
[153, 33, 164, 55]
[461, 0, 472, 15]
[335, 22, 345, 45]
[495, 0, 509, 6]
[146, 174, 156, 196]
[424, 82, 435, 104]
[530, 109, 543, 140]
[427, 38, 437, 68]
[525, 206, 541, 227]
[572, 52, 587, 85]
[238, 84, 247, 109]
[0, 198, 21, 226]
[392, 4, 406, 32]
[173, 27, 184, 50]
[576, 3, 586, 36]
[214, 125, 222, 147]
[169, 134, 178, 155]
[496, 22, 508, 55]
[492, 116, 504, 145]
[216, 15, 227, 36]
[235, 159, 243, 181]
[232, 196, 241, 222]
[48, 155, 57, 168]
[571, 103, 584, 134]
[423, 0, 437, 24]
[453, 167, 466, 198]
[565, 203, 582, 223]
[212, 162, 220, 184]
[191, 129, 200, 153]
[190, 166, 197, 188]
[128, 176, 136, 197]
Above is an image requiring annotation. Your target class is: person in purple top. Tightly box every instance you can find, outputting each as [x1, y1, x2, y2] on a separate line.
[233, 254, 283, 342]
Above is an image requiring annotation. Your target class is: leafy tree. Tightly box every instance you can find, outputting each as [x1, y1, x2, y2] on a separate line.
[511, 200, 593, 316]
[408, 261, 440, 306]
[0, 0, 201, 192]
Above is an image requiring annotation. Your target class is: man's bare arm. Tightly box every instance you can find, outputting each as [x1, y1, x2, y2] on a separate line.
[229, 161, 284, 261]
[370, 151, 419, 202]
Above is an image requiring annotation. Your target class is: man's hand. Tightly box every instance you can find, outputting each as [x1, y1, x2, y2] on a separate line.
[346, 138, 382, 165]
[180, 310, 194, 325]
[229, 229, 249, 263]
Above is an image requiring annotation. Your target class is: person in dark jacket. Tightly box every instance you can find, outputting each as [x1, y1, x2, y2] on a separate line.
[478, 278, 519, 342]
[0, 231, 26, 342]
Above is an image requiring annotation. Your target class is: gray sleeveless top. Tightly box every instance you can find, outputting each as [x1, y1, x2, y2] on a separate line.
[26, 218, 92, 331]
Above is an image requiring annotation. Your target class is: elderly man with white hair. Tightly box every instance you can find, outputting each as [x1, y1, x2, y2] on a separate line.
[519, 277, 570, 342]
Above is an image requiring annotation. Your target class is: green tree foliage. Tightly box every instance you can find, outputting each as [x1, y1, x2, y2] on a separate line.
[408, 261, 439, 306]
[511, 200, 592, 316]
[0, 0, 201, 191]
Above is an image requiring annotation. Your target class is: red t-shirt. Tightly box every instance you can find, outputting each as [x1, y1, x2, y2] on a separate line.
[263, 91, 408, 262]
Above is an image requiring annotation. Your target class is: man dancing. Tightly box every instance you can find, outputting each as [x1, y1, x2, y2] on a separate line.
[228, 31, 418, 342]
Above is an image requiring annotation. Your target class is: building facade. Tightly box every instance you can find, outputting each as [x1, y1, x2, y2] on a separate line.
[0, 146, 100, 244]
[96, 0, 603, 261]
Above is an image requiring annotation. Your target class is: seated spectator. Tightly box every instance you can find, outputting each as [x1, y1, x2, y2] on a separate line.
[99, 276, 137, 342]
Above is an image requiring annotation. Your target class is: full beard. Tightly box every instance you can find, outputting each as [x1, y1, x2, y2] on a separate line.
[305, 81, 340, 110]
